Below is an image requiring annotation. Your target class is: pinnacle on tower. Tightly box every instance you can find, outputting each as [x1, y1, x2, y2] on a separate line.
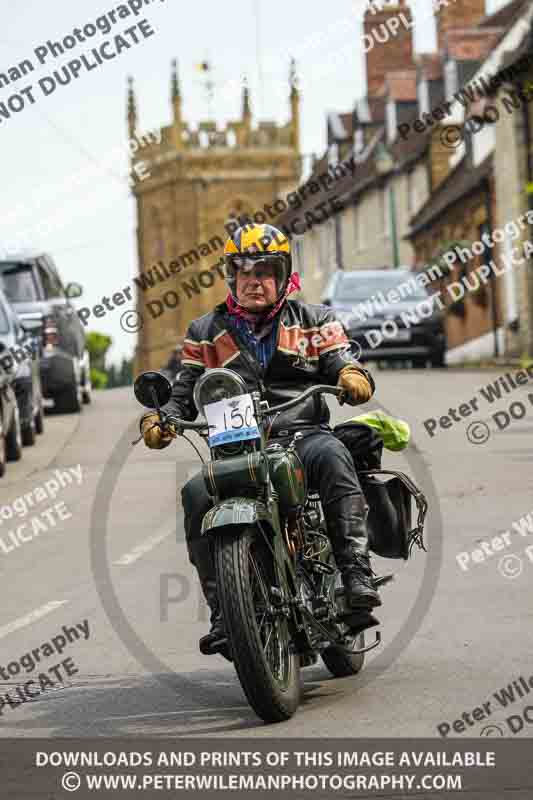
[127, 75, 137, 139]
[290, 57, 299, 97]
[242, 75, 251, 119]
[171, 58, 181, 101]
[289, 58, 300, 151]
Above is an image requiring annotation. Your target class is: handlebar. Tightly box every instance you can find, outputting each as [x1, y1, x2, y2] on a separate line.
[149, 385, 343, 440]
[164, 413, 210, 431]
[267, 385, 343, 415]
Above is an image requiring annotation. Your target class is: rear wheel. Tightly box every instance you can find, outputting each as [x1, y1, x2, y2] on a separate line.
[55, 383, 82, 414]
[431, 351, 446, 368]
[215, 526, 300, 723]
[6, 404, 22, 461]
[21, 415, 36, 447]
[321, 560, 366, 677]
[35, 401, 44, 434]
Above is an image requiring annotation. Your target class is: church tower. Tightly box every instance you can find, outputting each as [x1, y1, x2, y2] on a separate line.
[129, 63, 301, 372]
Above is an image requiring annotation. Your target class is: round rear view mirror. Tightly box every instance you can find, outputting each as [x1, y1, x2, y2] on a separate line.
[133, 371, 172, 409]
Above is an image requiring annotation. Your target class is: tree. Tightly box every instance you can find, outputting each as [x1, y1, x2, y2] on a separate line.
[118, 357, 133, 386]
[86, 331, 112, 390]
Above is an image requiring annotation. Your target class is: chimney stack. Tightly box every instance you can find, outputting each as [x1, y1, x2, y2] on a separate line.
[363, 0, 414, 97]
[436, 0, 486, 51]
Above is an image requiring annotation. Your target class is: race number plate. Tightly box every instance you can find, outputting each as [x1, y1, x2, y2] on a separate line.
[204, 393, 260, 446]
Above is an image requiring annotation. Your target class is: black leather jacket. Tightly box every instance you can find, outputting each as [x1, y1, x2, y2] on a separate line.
[162, 299, 375, 437]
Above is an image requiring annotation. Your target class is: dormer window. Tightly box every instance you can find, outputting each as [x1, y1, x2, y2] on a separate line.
[386, 100, 397, 144]
[418, 78, 430, 116]
[444, 59, 458, 101]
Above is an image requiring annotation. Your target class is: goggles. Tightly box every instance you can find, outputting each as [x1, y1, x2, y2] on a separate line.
[226, 254, 286, 280]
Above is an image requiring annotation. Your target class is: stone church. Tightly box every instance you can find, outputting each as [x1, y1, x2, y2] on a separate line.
[128, 62, 301, 372]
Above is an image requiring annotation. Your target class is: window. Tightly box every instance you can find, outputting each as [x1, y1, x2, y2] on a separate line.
[0, 263, 39, 302]
[38, 262, 61, 298]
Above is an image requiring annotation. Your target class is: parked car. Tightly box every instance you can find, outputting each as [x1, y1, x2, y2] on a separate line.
[322, 269, 447, 368]
[0, 289, 44, 447]
[0, 251, 90, 412]
[0, 296, 27, 473]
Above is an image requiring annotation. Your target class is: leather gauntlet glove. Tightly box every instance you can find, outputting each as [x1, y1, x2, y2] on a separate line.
[140, 412, 176, 450]
[337, 365, 373, 406]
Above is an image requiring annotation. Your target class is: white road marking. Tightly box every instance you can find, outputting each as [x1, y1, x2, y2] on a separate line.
[98, 706, 247, 722]
[0, 600, 68, 641]
[113, 530, 172, 566]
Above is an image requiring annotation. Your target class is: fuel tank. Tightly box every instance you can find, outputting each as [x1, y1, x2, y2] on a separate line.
[266, 443, 306, 508]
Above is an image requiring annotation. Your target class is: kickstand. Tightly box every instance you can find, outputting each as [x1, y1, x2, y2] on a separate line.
[345, 630, 381, 655]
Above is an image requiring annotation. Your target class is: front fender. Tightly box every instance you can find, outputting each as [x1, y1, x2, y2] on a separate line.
[201, 497, 278, 536]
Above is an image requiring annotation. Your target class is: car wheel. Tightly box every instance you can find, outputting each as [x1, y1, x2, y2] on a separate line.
[6, 404, 22, 461]
[0, 418, 6, 477]
[55, 384, 82, 414]
[22, 415, 37, 447]
[35, 401, 45, 434]
[431, 352, 447, 368]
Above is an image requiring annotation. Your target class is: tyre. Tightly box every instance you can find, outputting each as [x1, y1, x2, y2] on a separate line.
[21, 416, 36, 447]
[55, 383, 82, 414]
[0, 420, 6, 477]
[431, 351, 446, 368]
[35, 401, 44, 435]
[215, 526, 301, 723]
[321, 633, 365, 677]
[321, 562, 366, 677]
[6, 404, 22, 461]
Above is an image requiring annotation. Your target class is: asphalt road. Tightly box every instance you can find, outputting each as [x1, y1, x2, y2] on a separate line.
[1, 367, 532, 739]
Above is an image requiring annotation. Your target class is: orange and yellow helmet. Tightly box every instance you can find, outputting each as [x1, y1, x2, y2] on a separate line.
[223, 223, 291, 302]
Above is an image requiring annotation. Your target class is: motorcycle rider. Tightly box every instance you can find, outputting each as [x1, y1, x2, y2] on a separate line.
[140, 223, 381, 655]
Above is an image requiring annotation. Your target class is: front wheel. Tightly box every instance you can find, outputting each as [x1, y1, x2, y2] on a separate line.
[215, 526, 300, 723]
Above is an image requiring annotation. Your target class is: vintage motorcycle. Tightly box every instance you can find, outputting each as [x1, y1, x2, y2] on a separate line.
[134, 368, 427, 724]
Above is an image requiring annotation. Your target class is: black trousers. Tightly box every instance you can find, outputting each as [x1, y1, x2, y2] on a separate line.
[181, 431, 365, 552]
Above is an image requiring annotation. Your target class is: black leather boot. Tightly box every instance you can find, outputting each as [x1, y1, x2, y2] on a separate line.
[187, 534, 230, 659]
[324, 493, 381, 610]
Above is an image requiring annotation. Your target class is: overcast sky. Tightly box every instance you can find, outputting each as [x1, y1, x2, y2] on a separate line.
[0, 0, 507, 364]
